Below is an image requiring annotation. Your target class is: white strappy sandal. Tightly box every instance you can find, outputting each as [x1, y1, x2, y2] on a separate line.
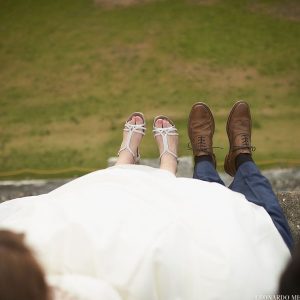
[118, 112, 146, 163]
[153, 115, 179, 161]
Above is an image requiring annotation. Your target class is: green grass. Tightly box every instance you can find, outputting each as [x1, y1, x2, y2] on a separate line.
[0, 0, 299, 179]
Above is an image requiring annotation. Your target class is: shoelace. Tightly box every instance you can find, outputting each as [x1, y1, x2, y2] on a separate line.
[232, 134, 256, 152]
[187, 135, 223, 154]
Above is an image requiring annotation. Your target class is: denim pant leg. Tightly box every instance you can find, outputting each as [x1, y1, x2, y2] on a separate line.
[229, 161, 293, 250]
[193, 161, 225, 186]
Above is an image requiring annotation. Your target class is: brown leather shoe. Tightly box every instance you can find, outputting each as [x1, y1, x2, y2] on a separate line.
[224, 101, 255, 176]
[188, 102, 216, 168]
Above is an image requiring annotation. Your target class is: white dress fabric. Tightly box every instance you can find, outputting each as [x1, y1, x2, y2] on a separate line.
[0, 165, 290, 300]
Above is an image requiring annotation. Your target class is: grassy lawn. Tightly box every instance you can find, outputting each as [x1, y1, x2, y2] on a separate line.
[0, 0, 299, 179]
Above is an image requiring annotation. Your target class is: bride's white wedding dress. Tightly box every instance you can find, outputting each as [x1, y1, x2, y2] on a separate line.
[0, 165, 290, 300]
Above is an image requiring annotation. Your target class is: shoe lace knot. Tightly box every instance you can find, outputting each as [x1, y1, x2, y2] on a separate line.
[233, 134, 256, 152]
[198, 135, 207, 149]
[187, 136, 223, 153]
[241, 134, 249, 147]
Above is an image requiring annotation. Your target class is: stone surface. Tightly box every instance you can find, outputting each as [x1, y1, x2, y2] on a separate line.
[0, 179, 70, 203]
[278, 192, 300, 244]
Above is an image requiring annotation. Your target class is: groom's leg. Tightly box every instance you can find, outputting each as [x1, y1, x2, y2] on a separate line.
[229, 158, 293, 250]
[224, 101, 293, 250]
[193, 156, 225, 185]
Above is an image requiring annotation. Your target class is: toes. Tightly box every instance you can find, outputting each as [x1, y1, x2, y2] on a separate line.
[128, 115, 144, 125]
[128, 116, 135, 125]
[163, 119, 171, 128]
[135, 116, 143, 125]
[155, 118, 171, 128]
[155, 119, 163, 128]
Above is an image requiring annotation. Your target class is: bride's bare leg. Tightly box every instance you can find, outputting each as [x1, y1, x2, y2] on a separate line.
[116, 115, 144, 165]
[154, 118, 178, 175]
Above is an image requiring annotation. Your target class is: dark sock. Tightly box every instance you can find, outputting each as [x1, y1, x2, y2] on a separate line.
[194, 155, 214, 165]
[235, 153, 253, 170]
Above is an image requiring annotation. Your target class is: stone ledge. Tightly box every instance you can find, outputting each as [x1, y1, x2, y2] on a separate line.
[278, 192, 300, 244]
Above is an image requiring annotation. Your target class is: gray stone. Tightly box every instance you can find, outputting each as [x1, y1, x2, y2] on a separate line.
[0, 179, 70, 203]
[278, 192, 300, 244]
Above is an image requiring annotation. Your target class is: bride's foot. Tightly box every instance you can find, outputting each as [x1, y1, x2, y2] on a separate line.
[153, 116, 179, 175]
[116, 113, 146, 165]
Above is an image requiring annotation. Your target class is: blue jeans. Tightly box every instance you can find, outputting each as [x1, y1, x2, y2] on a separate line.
[193, 160, 293, 250]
